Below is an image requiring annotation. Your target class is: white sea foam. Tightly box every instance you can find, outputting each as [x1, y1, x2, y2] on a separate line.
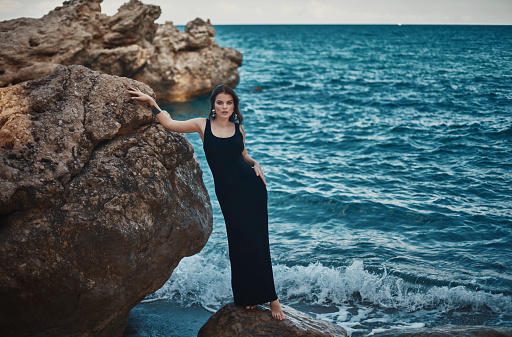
[274, 260, 512, 313]
[145, 251, 233, 310]
[367, 323, 426, 336]
[146, 252, 512, 316]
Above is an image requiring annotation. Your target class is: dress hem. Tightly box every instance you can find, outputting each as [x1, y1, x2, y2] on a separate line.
[234, 296, 279, 307]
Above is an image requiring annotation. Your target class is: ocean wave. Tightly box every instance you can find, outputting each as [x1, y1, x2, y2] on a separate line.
[144, 253, 512, 315]
[275, 261, 512, 313]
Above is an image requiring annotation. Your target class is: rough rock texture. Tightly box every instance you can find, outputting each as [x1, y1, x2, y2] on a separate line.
[134, 18, 243, 102]
[0, 65, 213, 336]
[0, 0, 242, 102]
[197, 303, 348, 337]
[370, 326, 512, 337]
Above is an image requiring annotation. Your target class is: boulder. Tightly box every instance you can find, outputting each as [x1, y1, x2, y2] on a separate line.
[0, 0, 242, 102]
[197, 303, 347, 337]
[0, 65, 213, 336]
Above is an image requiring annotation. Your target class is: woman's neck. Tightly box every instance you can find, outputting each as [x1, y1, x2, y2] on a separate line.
[213, 118, 232, 127]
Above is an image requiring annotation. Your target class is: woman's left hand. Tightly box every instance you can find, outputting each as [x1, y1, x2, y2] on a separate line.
[253, 162, 267, 186]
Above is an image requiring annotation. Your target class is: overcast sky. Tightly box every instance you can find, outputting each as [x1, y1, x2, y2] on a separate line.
[1, 0, 511, 25]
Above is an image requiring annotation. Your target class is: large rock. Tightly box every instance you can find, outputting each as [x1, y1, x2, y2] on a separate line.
[0, 0, 242, 102]
[0, 65, 213, 336]
[197, 303, 348, 337]
[135, 18, 242, 102]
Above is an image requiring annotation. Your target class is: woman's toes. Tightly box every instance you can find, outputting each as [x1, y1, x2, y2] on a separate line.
[269, 300, 285, 320]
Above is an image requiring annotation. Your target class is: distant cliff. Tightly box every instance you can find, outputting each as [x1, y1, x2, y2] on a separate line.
[0, 0, 242, 102]
[0, 65, 213, 336]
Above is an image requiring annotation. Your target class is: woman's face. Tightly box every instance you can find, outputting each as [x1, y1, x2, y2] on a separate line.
[214, 93, 235, 120]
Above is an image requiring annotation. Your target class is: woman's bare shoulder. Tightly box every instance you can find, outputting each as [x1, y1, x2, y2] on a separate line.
[195, 117, 207, 133]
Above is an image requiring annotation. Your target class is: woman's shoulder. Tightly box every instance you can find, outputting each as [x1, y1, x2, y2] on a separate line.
[197, 117, 208, 125]
[191, 117, 207, 133]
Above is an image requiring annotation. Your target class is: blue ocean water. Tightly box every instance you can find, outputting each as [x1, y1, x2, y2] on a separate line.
[155, 25, 512, 335]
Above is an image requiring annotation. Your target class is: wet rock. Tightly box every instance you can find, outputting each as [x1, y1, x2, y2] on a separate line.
[0, 0, 242, 102]
[0, 65, 213, 336]
[197, 303, 347, 337]
[370, 325, 512, 337]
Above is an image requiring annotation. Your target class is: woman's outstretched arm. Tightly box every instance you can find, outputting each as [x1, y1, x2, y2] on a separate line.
[126, 87, 204, 134]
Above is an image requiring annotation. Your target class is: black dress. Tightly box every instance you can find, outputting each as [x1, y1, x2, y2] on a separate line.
[203, 118, 278, 306]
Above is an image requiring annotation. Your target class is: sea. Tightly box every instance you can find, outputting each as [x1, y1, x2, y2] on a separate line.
[124, 25, 512, 336]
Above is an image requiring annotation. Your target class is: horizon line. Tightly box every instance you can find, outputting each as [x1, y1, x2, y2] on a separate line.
[171, 22, 512, 26]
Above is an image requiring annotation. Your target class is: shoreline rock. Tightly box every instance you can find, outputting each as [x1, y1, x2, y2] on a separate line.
[370, 325, 512, 336]
[0, 0, 242, 102]
[197, 303, 348, 337]
[196, 302, 512, 337]
[0, 65, 213, 336]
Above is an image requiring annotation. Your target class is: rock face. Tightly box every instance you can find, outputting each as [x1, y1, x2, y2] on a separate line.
[197, 303, 348, 337]
[0, 0, 242, 102]
[0, 65, 213, 336]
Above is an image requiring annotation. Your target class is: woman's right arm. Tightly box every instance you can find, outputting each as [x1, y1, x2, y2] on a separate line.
[126, 88, 204, 134]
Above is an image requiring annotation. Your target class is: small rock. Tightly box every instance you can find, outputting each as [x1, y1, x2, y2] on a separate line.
[197, 303, 347, 337]
[370, 325, 512, 337]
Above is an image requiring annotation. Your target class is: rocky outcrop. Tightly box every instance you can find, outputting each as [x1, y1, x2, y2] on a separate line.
[0, 0, 242, 102]
[197, 303, 348, 337]
[0, 65, 213, 336]
[134, 18, 242, 102]
[370, 326, 512, 337]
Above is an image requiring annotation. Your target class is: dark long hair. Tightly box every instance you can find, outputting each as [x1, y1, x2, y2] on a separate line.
[208, 84, 243, 124]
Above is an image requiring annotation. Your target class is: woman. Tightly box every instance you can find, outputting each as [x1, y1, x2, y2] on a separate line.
[126, 85, 285, 321]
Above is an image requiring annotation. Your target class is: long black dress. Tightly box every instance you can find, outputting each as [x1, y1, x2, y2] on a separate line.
[203, 118, 278, 306]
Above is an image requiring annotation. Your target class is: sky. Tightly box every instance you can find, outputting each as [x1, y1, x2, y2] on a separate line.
[0, 0, 511, 25]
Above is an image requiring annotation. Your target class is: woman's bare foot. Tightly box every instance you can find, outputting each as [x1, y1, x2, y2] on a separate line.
[270, 299, 285, 320]
[245, 305, 256, 310]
